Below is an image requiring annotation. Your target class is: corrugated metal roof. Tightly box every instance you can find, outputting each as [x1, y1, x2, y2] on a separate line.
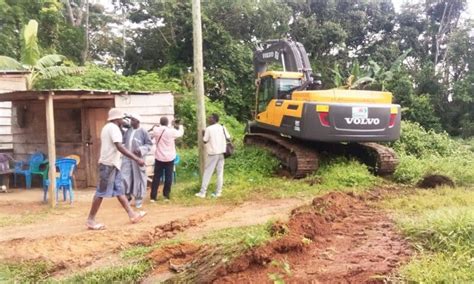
[0, 89, 172, 102]
[0, 70, 30, 75]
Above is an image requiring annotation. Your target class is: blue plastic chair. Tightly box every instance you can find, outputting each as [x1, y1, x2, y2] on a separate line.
[56, 158, 77, 203]
[160, 154, 180, 184]
[14, 152, 47, 189]
[43, 158, 77, 203]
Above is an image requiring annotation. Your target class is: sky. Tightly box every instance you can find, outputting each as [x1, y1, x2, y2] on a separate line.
[392, 0, 473, 18]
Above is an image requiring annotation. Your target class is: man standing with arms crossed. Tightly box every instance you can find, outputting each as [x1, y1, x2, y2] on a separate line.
[86, 108, 147, 230]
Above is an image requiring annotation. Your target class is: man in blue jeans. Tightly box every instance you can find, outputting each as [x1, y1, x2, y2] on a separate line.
[86, 108, 147, 230]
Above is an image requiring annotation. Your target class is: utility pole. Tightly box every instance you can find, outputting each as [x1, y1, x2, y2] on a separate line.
[192, 0, 206, 176]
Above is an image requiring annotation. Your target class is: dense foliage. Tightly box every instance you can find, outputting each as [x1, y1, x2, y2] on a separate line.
[0, 0, 472, 137]
[391, 121, 474, 185]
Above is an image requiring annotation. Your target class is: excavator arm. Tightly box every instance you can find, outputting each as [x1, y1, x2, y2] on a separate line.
[253, 39, 313, 82]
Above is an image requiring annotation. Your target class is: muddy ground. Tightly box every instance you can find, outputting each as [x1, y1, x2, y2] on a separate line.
[0, 188, 411, 282]
[0, 189, 306, 276]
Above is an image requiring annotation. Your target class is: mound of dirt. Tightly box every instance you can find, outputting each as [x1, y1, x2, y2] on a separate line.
[417, 174, 455, 188]
[132, 217, 204, 246]
[148, 243, 201, 274]
[211, 192, 411, 283]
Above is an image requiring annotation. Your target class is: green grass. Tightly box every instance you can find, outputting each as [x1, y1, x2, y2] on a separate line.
[62, 261, 151, 283]
[0, 259, 54, 283]
[393, 154, 474, 186]
[170, 147, 379, 205]
[381, 187, 474, 282]
[198, 222, 274, 249]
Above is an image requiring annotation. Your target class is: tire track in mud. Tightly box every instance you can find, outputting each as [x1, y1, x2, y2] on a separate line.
[150, 191, 412, 283]
[214, 192, 412, 283]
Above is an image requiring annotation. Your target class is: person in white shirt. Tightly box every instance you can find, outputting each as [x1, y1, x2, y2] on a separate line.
[86, 108, 147, 230]
[195, 113, 231, 198]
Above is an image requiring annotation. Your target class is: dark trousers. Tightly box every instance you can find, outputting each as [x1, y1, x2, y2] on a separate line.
[151, 159, 174, 200]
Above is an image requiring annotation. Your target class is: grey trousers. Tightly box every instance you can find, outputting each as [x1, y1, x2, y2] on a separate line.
[199, 154, 225, 194]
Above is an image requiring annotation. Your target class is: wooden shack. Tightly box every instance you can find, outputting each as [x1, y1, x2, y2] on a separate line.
[0, 71, 29, 151]
[0, 89, 174, 189]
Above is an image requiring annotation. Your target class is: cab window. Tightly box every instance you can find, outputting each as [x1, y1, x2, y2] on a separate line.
[258, 76, 275, 112]
[276, 78, 301, 99]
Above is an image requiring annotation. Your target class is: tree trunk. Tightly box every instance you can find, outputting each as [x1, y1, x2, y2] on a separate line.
[80, 0, 90, 64]
[63, 0, 75, 26]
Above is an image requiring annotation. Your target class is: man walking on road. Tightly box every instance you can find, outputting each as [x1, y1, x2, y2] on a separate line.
[86, 108, 147, 230]
[150, 117, 184, 201]
[122, 113, 153, 209]
[195, 113, 230, 198]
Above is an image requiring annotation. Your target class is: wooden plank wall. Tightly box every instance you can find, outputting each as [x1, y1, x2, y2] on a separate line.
[114, 93, 174, 176]
[10, 93, 174, 188]
[0, 74, 27, 150]
[12, 101, 87, 188]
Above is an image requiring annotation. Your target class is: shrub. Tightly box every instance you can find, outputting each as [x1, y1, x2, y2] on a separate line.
[391, 121, 474, 185]
[391, 121, 468, 158]
[175, 94, 245, 147]
[35, 64, 185, 93]
[315, 158, 376, 188]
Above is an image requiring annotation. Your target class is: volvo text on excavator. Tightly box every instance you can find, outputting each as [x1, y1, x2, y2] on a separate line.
[244, 39, 401, 177]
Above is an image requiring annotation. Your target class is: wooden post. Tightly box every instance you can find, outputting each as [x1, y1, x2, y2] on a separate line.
[46, 91, 57, 207]
[192, 0, 206, 176]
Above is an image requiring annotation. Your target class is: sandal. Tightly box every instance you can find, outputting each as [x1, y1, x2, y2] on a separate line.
[86, 223, 106, 230]
[130, 211, 147, 224]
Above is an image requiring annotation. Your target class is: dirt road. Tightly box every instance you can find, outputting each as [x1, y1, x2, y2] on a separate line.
[0, 189, 306, 271]
[0, 188, 411, 282]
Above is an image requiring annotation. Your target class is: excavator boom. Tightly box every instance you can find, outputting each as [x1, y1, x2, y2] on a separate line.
[254, 39, 313, 81]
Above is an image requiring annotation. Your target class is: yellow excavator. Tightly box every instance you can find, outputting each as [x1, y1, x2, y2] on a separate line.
[244, 39, 400, 177]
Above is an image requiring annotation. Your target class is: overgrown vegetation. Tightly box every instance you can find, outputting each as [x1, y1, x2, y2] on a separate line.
[35, 64, 185, 94]
[391, 121, 474, 185]
[63, 261, 151, 283]
[170, 145, 378, 205]
[382, 187, 474, 282]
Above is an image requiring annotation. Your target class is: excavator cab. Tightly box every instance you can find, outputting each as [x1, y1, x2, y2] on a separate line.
[256, 71, 303, 115]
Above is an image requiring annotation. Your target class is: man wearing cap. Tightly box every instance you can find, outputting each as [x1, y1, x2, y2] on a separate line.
[86, 108, 147, 230]
[121, 113, 153, 208]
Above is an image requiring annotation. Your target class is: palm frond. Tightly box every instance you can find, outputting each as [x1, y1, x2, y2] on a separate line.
[36, 55, 67, 69]
[0, 56, 25, 70]
[332, 63, 344, 87]
[21, 20, 40, 66]
[37, 66, 85, 79]
[352, 77, 376, 89]
[390, 48, 412, 73]
[351, 60, 360, 80]
[368, 60, 381, 76]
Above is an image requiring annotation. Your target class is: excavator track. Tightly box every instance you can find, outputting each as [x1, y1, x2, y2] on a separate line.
[347, 142, 399, 176]
[244, 132, 399, 178]
[244, 133, 319, 178]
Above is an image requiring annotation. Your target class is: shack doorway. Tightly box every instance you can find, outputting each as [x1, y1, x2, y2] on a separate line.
[85, 108, 108, 187]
